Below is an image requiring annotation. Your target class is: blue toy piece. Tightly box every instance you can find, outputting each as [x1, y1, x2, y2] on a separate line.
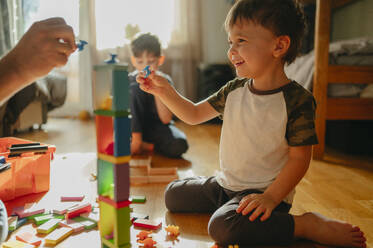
[143, 65, 151, 78]
[77, 40, 88, 51]
[105, 54, 119, 64]
[0, 156, 5, 164]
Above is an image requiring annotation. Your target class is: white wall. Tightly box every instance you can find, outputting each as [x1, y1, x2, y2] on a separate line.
[201, 0, 232, 64]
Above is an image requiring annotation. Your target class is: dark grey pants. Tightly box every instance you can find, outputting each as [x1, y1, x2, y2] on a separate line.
[165, 176, 295, 247]
[143, 122, 188, 158]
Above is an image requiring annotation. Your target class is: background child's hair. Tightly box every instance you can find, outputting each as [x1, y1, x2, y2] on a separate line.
[225, 0, 306, 65]
[130, 33, 161, 57]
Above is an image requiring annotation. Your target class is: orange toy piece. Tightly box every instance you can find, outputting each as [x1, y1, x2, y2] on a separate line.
[165, 224, 180, 236]
[136, 230, 152, 241]
[138, 237, 157, 248]
[211, 245, 219, 248]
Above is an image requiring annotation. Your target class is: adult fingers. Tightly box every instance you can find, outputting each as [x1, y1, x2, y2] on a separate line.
[53, 25, 76, 49]
[40, 17, 67, 26]
[55, 42, 75, 56]
[51, 53, 69, 67]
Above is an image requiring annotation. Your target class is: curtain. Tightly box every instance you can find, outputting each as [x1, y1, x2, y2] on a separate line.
[0, 0, 23, 57]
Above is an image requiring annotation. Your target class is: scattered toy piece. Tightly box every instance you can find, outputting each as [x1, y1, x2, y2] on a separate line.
[59, 219, 85, 233]
[15, 204, 44, 219]
[130, 195, 146, 203]
[16, 231, 42, 246]
[130, 212, 149, 223]
[136, 230, 152, 241]
[44, 227, 73, 245]
[165, 224, 180, 236]
[65, 202, 91, 220]
[36, 218, 61, 234]
[138, 237, 156, 248]
[8, 216, 18, 231]
[61, 195, 85, 202]
[228, 245, 239, 248]
[2, 240, 35, 248]
[133, 219, 162, 230]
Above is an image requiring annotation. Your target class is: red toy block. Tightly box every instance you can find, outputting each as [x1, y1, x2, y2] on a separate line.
[65, 202, 91, 220]
[133, 219, 162, 230]
[98, 195, 131, 209]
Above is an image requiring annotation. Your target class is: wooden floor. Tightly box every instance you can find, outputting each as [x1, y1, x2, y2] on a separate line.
[9, 117, 373, 248]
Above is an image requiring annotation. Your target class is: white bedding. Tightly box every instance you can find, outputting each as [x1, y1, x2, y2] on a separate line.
[285, 37, 373, 98]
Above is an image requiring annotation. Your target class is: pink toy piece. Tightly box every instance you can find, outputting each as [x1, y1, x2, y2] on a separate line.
[15, 203, 45, 219]
[133, 219, 162, 230]
[60, 195, 85, 202]
[59, 219, 85, 233]
[16, 231, 42, 246]
[65, 202, 91, 220]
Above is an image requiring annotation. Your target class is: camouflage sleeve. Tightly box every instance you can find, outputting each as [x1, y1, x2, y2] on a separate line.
[206, 78, 246, 117]
[285, 87, 318, 146]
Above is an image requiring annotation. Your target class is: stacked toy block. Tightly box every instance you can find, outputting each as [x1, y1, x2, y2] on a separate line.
[93, 63, 132, 248]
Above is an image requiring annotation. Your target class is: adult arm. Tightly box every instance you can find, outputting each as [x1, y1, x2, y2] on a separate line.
[0, 17, 76, 105]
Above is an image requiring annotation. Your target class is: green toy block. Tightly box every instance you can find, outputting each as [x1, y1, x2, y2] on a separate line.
[34, 214, 64, 225]
[37, 218, 61, 234]
[8, 216, 17, 231]
[99, 200, 131, 247]
[26, 212, 45, 220]
[130, 195, 146, 204]
[72, 216, 97, 230]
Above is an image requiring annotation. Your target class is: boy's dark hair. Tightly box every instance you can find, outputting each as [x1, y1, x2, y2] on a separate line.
[225, 0, 306, 65]
[130, 33, 161, 57]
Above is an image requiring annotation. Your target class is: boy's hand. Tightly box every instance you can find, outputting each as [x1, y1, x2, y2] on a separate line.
[136, 71, 171, 96]
[236, 193, 278, 222]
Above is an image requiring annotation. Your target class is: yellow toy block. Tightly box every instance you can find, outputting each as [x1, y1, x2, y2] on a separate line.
[2, 240, 35, 248]
[44, 227, 73, 245]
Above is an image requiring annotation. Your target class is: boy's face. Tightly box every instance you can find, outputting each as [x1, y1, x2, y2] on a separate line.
[227, 20, 278, 79]
[131, 51, 164, 72]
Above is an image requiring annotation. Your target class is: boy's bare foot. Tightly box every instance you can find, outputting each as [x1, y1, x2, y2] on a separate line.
[294, 212, 366, 248]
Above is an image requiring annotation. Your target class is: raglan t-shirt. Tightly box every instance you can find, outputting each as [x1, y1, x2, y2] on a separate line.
[207, 78, 318, 204]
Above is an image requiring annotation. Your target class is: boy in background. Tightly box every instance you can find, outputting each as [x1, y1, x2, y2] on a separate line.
[136, 0, 366, 247]
[129, 33, 188, 157]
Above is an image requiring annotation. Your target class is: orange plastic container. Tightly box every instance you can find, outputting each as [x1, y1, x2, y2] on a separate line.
[0, 137, 55, 201]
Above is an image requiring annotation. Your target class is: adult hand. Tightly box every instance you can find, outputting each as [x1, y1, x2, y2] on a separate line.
[8, 17, 77, 83]
[236, 193, 278, 222]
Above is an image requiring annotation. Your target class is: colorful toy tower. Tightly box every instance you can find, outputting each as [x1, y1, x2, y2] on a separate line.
[93, 58, 132, 248]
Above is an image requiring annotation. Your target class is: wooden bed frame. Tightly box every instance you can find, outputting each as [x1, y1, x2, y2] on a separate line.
[312, 0, 373, 159]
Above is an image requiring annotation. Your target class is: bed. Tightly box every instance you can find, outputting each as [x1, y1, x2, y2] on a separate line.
[287, 0, 373, 160]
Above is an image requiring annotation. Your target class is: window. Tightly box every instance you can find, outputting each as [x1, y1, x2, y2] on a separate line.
[95, 0, 175, 49]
